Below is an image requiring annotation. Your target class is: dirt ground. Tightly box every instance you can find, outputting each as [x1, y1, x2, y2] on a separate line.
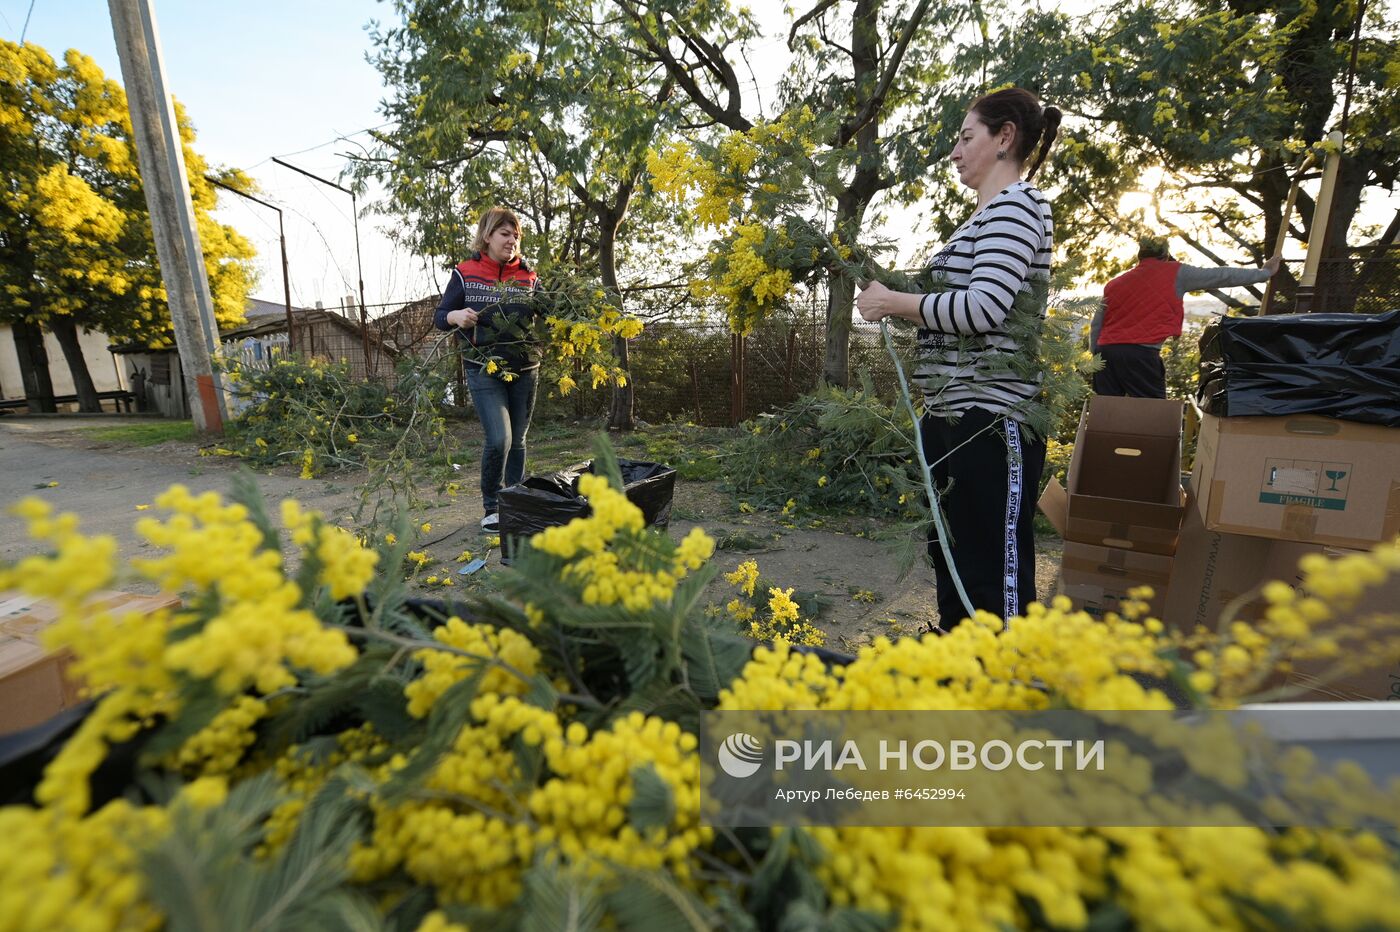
[0, 414, 1063, 653]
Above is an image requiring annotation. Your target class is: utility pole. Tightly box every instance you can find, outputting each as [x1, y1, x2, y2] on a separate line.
[108, 0, 226, 433]
[271, 157, 374, 377]
[206, 177, 296, 353]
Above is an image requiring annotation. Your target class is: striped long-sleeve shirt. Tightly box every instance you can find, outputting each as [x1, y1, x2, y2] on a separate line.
[914, 180, 1054, 421]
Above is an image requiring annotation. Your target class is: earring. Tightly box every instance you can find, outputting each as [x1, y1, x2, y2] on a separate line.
[996, 150, 1007, 160]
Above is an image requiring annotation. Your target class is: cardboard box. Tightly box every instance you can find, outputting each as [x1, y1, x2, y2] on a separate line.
[1065, 395, 1186, 555]
[1058, 541, 1173, 620]
[1255, 546, 1400, 703]
[1192, 412, 1400, 549]
[1160, 498, 1279, 634]
[0, 591, 181, 735]
[1040, 478, 1173, 619]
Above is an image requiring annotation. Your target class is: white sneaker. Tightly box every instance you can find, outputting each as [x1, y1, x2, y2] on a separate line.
[480, 512, 500, 531]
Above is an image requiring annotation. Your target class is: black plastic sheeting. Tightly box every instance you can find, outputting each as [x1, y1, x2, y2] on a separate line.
[497, 459, 677, 546]
[1197, 309, 1400, 426]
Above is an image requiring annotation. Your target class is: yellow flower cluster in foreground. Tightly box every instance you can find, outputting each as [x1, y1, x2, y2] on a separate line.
[0, 485, 1398, 931]
[533, 473, 715, 611]
[717, 604, 1400, 932]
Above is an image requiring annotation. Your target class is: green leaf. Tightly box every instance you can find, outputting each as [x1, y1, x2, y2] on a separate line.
[615, 679, 701, 727]
[749, 827, 795, 906]
[604, 866, 723, 931]
[627, 763, 675, 833]
[260, 645, 413, 753]
[138, 774, 382, 932]
[614, 628, 661, 692]
[138, 678, 227, 765]
[229, 468, 283, 556]
[679, 617, 753, 703]
[589, 433, 626, 491]
[523, 673, 561, 710]
[519, 861, 605, 932]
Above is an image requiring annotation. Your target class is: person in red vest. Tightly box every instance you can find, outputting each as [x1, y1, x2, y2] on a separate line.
[1090, 236, 1281, 398]
[435, 207, 541, 531]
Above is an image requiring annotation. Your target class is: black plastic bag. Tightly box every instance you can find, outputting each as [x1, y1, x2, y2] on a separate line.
[1197, 309, 1400, 426]
[497, 458, 677, 546]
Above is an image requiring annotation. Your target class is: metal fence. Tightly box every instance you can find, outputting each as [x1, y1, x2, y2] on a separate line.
[317, 293, 917, 426]
[1268, 245, 1400, 315]
[1309, 245, 1400, 315]
[535, 297, 914, 426]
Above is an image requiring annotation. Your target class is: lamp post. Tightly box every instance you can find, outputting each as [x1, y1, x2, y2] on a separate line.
[271, 157, 373, 374]
[206, 176, 296, 352]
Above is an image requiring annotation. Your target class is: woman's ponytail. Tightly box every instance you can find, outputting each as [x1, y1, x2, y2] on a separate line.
[1027, 105, 1062, 181]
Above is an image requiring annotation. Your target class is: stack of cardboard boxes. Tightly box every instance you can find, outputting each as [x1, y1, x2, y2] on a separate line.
[1168, 411, 1400, 701]
[0, 590, 182, 735]
[1041, 397, 1400, 702]
[1038, 395, 1188, 621]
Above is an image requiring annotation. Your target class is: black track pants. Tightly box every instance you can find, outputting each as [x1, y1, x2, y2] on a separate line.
[920, 408, 1047, 630]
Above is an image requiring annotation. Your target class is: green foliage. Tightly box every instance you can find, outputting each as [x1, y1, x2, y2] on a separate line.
[141, 774, 380, 932]
[616, 423, 727, 482]
[721, 376, 925, 520]
[358, 0, 699, 429]
[221, 353, 455, 529]
[517, 862, 606, 932]
[626, 763, 676, 834]
[1162, 318, 1207, 403]
[82, 421, 197, 446]
[997, 0, 1400, 285]
[602, 866, 724, 931]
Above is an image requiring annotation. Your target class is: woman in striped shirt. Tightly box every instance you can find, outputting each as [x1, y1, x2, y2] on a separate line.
[856, 87, 1061, 631]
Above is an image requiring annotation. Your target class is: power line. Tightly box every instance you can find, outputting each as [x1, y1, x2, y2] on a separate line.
[19, 0, 37, 42]
[246, 121, 396, 170]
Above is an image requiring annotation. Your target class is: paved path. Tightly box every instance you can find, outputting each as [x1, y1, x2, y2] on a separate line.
[0, 416, 366, 567]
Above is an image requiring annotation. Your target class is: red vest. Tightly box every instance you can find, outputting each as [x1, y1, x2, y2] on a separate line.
[1099, 258, 1183, 345]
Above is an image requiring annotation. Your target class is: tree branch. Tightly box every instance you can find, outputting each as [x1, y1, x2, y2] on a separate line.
[838, 0, 934, 146]
[788, 0, 841, 49]
[615, 1, 752, 131]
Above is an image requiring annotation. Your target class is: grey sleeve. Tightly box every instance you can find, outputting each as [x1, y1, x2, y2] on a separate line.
[1089, 300, 1105, 353]
[1175, 264, 1271, 296]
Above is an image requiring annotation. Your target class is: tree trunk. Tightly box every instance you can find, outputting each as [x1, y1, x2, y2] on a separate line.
[11, 319, 57, 413]
[822, 154, 882, 388]
[49, 316, 102, 412]
[821, 0, 885, 389]
[607, 333, 634, 431]
[823, 267, 856, 389]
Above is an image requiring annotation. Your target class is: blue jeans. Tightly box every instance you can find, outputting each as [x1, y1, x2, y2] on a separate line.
[465, 365, 538, 513]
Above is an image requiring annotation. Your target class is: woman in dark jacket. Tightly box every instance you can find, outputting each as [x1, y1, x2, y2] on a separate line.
[435, 207, 540, 531]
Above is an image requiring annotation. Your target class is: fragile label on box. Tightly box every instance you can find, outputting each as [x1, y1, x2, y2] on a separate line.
[1258, 459, 1351, 511]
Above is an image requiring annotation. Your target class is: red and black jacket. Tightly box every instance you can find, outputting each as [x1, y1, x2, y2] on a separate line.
[434, 252, 540, 371]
